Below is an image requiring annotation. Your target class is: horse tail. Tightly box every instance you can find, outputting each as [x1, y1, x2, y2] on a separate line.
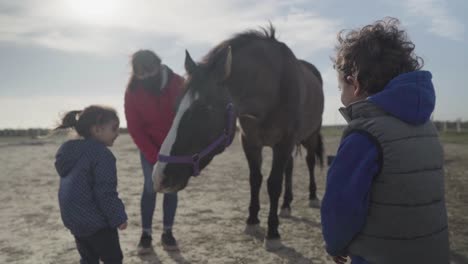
[299, 60, 323, 85]
[294, 143, 303, 157]
[315, 133, 324, 168]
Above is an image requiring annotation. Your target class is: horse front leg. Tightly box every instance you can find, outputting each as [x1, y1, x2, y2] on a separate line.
[279, 155, 293, 218]
[241, 135, 263, 234]
[265, 142, 293, 251]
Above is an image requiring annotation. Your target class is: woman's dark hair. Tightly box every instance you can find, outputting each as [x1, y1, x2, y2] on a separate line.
[55, 105, 119, 138]
[333, 17, 424, 95]
[127, 49, 165, 96]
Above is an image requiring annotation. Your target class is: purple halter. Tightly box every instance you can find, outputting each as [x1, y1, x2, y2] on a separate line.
[158, 102, 235, 177]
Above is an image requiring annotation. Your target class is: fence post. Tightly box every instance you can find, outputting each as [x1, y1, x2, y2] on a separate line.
[456, 119, 462, 133]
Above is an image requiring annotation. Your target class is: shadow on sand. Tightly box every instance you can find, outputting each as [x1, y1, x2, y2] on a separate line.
[451, 251, 468, 264]
[287, 215, 322, 229]
[136, 247, 162, 264]
[167, 250, 190, 264]
[136, 246, 190, 264]
[244, 225, 316, 264]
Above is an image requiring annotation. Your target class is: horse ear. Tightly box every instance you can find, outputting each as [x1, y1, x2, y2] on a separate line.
[216, 46, 232, 81]
[185, 50, 197, 74]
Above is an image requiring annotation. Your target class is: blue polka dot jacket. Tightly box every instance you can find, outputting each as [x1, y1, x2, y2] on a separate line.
[55, 138, 127, 237]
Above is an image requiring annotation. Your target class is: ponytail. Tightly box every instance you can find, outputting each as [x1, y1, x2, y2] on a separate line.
[56, 110, 82, 130]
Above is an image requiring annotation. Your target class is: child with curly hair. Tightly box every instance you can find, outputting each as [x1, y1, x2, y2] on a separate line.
[321, 18, 449, 264]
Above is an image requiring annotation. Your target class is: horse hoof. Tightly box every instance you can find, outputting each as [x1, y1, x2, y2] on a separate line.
[264, 238, 283, 251]
[309, 198, 321, 208]
[279, 207, 291, 218]
[244, 224, 261, 236]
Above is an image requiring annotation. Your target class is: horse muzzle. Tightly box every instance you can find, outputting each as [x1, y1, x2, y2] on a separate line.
[153, 162, 188, 193]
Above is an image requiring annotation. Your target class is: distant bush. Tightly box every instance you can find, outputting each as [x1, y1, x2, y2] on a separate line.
[433, 120, 468, 133]
[0, 129, 50, 138]
[0, 127, 131, 138]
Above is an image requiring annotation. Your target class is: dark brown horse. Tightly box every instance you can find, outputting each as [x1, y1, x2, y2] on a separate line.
[153, 26, 324, 250]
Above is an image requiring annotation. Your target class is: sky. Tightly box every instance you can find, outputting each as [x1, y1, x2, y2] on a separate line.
[0, 0, 466, 128]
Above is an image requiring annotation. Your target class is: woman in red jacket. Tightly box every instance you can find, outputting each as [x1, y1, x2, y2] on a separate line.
[124, 50, 185, 253]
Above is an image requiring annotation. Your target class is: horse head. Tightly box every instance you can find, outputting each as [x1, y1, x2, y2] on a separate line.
[153, 47, 236, 193]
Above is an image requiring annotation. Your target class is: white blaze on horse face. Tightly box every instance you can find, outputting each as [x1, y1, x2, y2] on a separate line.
[153, 91, 199, 191]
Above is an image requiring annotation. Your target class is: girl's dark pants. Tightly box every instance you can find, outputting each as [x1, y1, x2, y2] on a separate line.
[74, 228, 123, 264]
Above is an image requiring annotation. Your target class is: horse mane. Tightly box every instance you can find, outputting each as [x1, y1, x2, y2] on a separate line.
[201, 24, 278, 68]
[184, 24, 280, 98]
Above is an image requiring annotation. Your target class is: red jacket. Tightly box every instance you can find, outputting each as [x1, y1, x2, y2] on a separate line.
[124, 72, 185, 164]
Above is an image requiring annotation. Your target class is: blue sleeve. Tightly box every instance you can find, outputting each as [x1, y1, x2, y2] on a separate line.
[320, 131, 380, 256]
[93, 149, 128, 228]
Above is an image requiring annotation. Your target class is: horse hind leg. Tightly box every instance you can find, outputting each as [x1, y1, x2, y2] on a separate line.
[279, 155, 293, 218]
[303, 132, 324, 208]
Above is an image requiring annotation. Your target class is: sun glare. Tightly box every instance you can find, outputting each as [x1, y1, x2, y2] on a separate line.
[64, 0, 125, 25]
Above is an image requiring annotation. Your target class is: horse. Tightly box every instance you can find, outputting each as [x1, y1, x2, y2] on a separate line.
[153, 25, 324, 250]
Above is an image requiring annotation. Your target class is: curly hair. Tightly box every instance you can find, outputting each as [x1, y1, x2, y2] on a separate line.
[333, 17, 424, 95]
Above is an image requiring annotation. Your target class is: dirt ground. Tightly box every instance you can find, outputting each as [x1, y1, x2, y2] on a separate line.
[0, 131, 466, 264]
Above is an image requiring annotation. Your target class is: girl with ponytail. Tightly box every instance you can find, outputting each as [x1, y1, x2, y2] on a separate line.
[54, 105, 128, 264]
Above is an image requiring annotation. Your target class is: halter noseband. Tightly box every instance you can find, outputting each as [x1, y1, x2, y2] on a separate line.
[158, 102, 235, 176]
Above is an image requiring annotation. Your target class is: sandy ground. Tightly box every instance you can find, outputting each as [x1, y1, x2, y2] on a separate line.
[0, 133, 466, 264]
